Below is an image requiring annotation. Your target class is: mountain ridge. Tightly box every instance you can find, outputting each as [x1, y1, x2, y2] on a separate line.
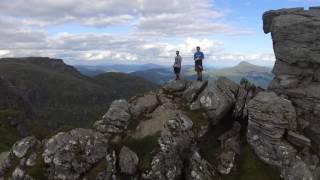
[0, 57, 156, 151]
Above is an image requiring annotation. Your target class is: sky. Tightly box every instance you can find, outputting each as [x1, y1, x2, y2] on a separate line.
[0, 0, 319, 67]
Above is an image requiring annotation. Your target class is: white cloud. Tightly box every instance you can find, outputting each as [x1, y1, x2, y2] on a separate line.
[0, 0, 272, 66]
[0, 50, 10, 57]
[0, 0, 238, 36]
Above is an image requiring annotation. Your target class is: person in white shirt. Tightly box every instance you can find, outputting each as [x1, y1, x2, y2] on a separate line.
[173, 51, 182, 80]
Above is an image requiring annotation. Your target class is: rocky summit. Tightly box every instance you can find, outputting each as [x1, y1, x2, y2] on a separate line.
[1, 7, 320, 180]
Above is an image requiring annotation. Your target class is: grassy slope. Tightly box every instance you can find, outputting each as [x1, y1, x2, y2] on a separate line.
[0, 58, 156, 152]
[0, 110, 21, 152]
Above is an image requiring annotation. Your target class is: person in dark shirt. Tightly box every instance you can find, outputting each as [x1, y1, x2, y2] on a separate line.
[173, 51, 182, 80]
[194, 46, 204, 81]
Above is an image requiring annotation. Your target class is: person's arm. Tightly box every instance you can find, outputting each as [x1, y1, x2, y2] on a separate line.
[201, 52, 204, 60]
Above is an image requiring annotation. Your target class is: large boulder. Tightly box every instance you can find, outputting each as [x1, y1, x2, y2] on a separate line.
[185, 152, 215, 180]
[262, 8, 320, 179]
[193, 77, 239, 125]
[130, 93, 159, 117]
[0, 152, 11, 177]
[264, 7, 320, 150]
[133, 105, 179, 139]
[143, 112, 194, 179]
[162, 80, 188, 93]
[42, 128, 109, 180]
[119, 146, 139, 175]
[183, 80, 208, 103]
[247, 92, 313, 179]
[12, 136, 39, 158]
[94, 99, 131, 135]
[232, 79, 256, 119]
[247, 92, 297, 143]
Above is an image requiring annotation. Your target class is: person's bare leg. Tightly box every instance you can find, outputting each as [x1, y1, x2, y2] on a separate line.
[197, 70, 200, 81]
[199, 71, 203, 81]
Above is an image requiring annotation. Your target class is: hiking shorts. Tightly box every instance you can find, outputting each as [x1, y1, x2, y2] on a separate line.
[195, 60, 203, 72]
[174, 67, 181, 74]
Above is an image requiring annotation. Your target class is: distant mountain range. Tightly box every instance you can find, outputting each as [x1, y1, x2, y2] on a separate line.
[0, 57, 156, 151]
[206, 61, 273, 88]
[129, 61, 273, 88]
[76, 63, 165, 76]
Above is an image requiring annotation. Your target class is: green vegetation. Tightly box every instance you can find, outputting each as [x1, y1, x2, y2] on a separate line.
[0, 58, 156, 149]
[184, 109, 209, 135]
[225, 144, 281, 180]
[0, 109, 22, 152]
[27, 154, 47, 180]
[123, 134, 160, 171]
[195, 112, 281, 180]
[198, 124, 228, 165]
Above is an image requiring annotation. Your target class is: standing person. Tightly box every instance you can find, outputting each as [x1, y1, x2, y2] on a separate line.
[194, 46, 204, 81]
[173, 51, 182, 80]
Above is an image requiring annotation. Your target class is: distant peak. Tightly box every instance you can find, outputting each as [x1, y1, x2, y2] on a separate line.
[237, 61, 253, 66]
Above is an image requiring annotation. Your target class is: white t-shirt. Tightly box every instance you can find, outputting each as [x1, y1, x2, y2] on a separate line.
[174, 55, 182, 68]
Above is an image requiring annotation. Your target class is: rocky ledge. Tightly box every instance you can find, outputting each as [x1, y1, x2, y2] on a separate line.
[0, 77, 260, 180]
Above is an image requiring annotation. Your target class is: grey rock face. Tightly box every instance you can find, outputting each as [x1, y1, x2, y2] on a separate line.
[247, 92, 313, 179]
[144, 112, 195, 180]
[130, 93, 159, 117]
[185, 152, 215, 180]
[0, 151, 11, 177]
[233, 80, 256, 120]
[217, 151, 236, 175]
[12, 136, 39, 158]
[94, 99, 131, 135]
[194, 77, 239, 125]
[42, 128, 109, 180]
[162, 80, 188, 93]
[264, 7, 320, 151]
[218, 122, 241, 153]
[217, 122, 241, 175]
[12, 166, 25, 179]
[248, 92, 297, 142]
[183, 80, 208, 103]
[262, 8, 320, 179]
[26, 153, 37, 167]
[281, 159, 314, 180]
[305, 124, 320, 157]
[133, 105, 178, 139]
[286, 131, 311, 148]
[119, 146, 139, 175]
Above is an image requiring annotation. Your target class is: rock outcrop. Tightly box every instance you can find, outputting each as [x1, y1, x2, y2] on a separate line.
[129, 93, 159, 117]
[143, 112, 195, 180]
[264, 7, 320, 143]
[2, 76, 254, 180]
[119, 146, 139, 175]
[244, 7, 320, 180]
[192, 77, 239, 125]
[43, 128, 109, 179]
[94, 99, 131, 135]
[217, 122, 241, 175]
